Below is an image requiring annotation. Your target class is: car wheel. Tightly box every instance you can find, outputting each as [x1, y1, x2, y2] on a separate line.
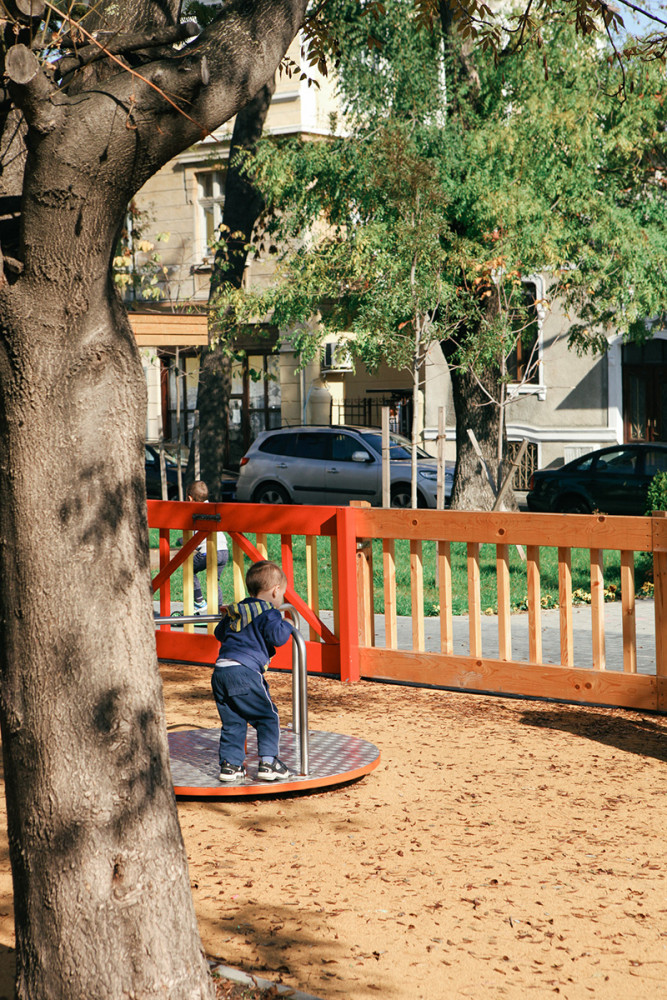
[391, 487, 426, 509]
[556, 494, 591, 514]
[253, 482, 290, 505]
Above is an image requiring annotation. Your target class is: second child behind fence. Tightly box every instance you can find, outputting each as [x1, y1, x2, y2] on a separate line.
[212, 560, 294, 782]
[187, 480, 229, 613]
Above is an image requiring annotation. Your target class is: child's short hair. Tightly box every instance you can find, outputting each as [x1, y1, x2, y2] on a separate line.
[246, 560, 287, 597]
[188, 480, 208, 502]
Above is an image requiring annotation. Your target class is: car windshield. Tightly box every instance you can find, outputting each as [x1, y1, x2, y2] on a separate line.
[361, 431, 430, 461]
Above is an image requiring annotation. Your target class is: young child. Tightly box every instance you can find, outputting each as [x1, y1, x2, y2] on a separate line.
[212, 560, 294, 782]
[186, 480, 229, 613]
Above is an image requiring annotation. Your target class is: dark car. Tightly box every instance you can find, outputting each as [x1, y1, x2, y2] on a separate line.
[145, 444, 238, 501]
[235, 425, 453, 507]
[526, 443, 667, 515]
[145, 443, 180, 499]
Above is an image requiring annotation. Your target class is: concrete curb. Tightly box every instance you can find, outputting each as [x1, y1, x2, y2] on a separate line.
[210, 961, 325, 1000]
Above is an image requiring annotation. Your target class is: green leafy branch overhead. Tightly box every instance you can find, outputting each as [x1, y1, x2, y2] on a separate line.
[298, 0, 667, 82]
[214, 8, 666, 378]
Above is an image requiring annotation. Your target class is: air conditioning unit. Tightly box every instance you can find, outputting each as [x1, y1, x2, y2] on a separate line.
[321, 340, 353, 372]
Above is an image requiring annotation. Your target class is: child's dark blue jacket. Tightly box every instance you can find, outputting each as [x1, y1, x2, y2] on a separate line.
[214, 597, 294, 673]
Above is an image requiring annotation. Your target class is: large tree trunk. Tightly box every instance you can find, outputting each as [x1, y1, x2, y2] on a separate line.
[209, 82, 276, 303]
[0, 281, 212, 999]
[0, 101, 213, 996]
[442, 338, 516, 511]
[447, 362, 502, 509]
[0, 1, 307, 995]
[436, 2, 508, 511]
[195, 342, 234, 490]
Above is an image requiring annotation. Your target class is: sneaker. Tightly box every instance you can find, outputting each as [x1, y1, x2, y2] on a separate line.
[257, 757, 291, 782]
[193, 600, 207, 614]
[219, 761, 245, 782]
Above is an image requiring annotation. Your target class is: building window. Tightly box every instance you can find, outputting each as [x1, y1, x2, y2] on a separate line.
[331, 392, 413, 437]
[622, 338, 667, 442]
[506, 439, 538, 490]
[196, 170, 225, 261]
[507, 281, 540, 384]
[160, 350, 200, 445]
[228, 353, 282, 468]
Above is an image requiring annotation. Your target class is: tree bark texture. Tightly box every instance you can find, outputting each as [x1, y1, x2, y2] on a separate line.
[0, 284, 212, 1000]
[0, 1, 307, 996]
[441, 339, 514, 511]
[210, 81, 276, 300]
[195, 343, 234, 493]
[193, 81, 276, 488]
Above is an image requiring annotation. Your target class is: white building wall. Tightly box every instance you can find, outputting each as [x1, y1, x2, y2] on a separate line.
[507, 291, 616, 469]
[142, 349, 163, 442]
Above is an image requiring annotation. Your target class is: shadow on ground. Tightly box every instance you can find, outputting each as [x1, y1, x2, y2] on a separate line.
[520, 708, 667, 762]
[0, 945, 15, 1000]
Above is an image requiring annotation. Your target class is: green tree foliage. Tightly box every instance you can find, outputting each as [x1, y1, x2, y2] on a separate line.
[647, 472, 667, 513]
[214, 0, 667, 505]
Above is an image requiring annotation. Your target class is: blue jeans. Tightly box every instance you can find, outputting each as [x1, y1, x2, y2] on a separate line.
[211, 666, 280, 765]
[192, 548, 228, 603]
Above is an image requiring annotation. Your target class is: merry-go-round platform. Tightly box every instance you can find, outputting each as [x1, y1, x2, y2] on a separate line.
[168, 725, 381, 797]
[162, 605, 381, 798]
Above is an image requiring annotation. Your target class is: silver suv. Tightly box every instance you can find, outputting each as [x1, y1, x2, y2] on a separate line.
[235, 425, 453, 508]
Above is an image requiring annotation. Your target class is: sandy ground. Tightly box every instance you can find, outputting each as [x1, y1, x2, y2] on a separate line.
[0, 666, 665, 999]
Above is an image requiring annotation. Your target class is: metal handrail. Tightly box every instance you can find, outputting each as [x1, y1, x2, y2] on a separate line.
[280, 604, 309, 776]
[155, 603, 309, 776]
[154, 615, 219, 624]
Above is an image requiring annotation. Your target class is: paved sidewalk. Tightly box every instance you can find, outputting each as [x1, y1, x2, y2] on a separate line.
[317, 599, 657, 675]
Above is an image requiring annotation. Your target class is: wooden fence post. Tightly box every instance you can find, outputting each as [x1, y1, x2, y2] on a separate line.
[182, 528, 194, 634]
[306, 534, 320, 642]
[336, 506, 360, 682]
[382, 407, 391, 508]
[653, 511, 667, 711]
[381, 409, 396, 642]
[357, 539, 374, 647]
[159, 528, 171, 626]
[193, 409, 200, 480]
[350, 501, 374, 650]
[437, 406, 447, 511]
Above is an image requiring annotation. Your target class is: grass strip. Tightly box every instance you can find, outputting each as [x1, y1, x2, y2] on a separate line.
[150, 529, 654, 616]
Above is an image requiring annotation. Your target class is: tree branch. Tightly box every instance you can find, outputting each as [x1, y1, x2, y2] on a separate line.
[210, 78, 276, 296]
[5, 45, 61, 132]
[19, 0, 309, 197]
[39, 1, 210, 135]
[612, 0, 667, 29]
[55, 21, 201, 78]
[7, 0, 46, 23]
[180, 0, 310, 138]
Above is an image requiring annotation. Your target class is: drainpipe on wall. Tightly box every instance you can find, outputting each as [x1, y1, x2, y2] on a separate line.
[301, 368, 308, 425]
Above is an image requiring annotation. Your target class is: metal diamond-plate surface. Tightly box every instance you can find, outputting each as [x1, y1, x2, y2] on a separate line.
[168, 727, 381, 796]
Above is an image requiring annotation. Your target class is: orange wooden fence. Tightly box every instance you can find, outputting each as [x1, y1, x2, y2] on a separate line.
[149, 501, 667, 713]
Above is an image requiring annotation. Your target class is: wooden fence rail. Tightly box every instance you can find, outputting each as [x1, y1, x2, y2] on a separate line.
[148, 501, 667, 713]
